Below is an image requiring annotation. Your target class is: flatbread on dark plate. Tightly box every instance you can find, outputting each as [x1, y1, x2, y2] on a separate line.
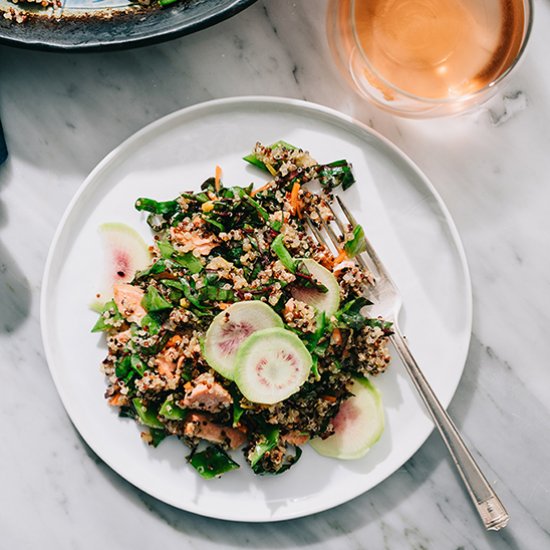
[0, 0, 255, 51]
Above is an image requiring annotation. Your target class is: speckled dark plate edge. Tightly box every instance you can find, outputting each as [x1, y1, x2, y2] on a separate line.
[0, 0, 256, 52]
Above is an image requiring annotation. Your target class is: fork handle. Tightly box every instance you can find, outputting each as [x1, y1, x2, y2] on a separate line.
[391, 329, 509, 531]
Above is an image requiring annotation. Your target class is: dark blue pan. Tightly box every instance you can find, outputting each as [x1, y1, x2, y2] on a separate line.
[0, 0, 255, 51]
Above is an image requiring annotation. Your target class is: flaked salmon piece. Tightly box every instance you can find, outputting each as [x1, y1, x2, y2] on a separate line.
[113, 283, 146, 324]
[181, 372, 232, 413]
[281, 431, 309, 446]
[154, 346, 180, 381]
[170, 225, 219, 256]
[183, 412, 247, 449]
[114, 329, 132, 345]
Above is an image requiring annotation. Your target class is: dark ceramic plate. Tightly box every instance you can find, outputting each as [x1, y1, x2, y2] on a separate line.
[0, 0, 255, 51]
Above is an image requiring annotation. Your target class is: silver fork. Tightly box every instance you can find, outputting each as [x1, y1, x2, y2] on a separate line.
[307, 195, 509, 532]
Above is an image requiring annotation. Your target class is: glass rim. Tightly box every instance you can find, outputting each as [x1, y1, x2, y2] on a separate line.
[350, 0, 534, 105]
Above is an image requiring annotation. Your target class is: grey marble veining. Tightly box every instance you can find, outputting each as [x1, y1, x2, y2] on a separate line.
[1, 0, 550, 548]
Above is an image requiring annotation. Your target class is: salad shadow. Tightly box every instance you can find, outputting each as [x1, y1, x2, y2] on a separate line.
[0, 159, 31, 334]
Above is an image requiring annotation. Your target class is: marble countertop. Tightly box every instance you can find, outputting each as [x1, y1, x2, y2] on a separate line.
[1, 1, 549, 548]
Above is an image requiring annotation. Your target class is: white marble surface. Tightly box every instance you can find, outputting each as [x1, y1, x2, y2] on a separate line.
[1, 0, 549, 548]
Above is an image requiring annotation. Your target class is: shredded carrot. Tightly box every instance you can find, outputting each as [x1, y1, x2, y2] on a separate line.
[318, 253, 335, 270]
[334, 248, 348, 265]
[332, 327, 343, 346]
[167, 334, 183, 347]
[215, 165, 222, 192]
[108, 393, 125, 407]
[322, 395, 337, 403]
[290, 182, 301, 217]
[218, 302, 232, 310]
[251, 181, 272, 196]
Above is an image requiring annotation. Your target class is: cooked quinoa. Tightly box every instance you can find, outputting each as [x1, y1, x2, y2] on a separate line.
[93, 141, 392, 478]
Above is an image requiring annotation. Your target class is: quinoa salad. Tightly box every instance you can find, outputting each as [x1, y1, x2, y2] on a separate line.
[92, 141, 392, 478]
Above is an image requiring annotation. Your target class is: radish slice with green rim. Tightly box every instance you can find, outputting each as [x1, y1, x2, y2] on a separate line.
[309, 377, 384, 459]
[290, 258, 340, 317]
[93, 222, 151, 308]
[234, 327, 312, 405]
[204, 301, 283, 380]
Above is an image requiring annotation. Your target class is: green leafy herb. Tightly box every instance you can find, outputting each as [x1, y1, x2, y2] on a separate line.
[141, 312, 163, 335]
[243, 140, 297, 172]
[142, 285, 172, 312]
[233, 402, 244, 427]
[335, 297, 372, 330]
[157, 240, 203, 274]
[199, 286, 235, 303]
[132, 398, 163, 429]
[135, 259, 168, 280]
[115, 354, 147, 384]
[130, 354, 147, 377]
[250, 425, 280, 470]
[149, 428, 167, 447]
[189, 446, 240, 479]
[159, 397, 187, 420]
[202, 215, 225, 232]
[343, 224, 367, 258]
[318, 160, 355, 190]
[243, 194, 270, 223]
[157, 240, 176, 259]
[91, 300, 124, 333]
[161, 278, 205, 310]
[364, 318, 394, 331]
[274, 446, 303, 475]
[115, 356, 135, 384]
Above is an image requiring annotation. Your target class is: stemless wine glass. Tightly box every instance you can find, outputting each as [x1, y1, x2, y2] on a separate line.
[327, 0, 533, 118]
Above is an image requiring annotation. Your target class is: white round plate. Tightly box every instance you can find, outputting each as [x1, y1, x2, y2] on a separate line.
[41, 97, 472, 522]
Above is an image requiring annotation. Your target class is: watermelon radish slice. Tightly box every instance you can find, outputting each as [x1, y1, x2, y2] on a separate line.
[93, 222, 151, 309]
[309, 377, 384, 459]
[234, 327, 312, 405]
[204, 301, 283, 380]
[290, 258, 340, 317]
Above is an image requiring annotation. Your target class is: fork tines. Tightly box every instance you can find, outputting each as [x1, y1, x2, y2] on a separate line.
[307, 197, 368, 272]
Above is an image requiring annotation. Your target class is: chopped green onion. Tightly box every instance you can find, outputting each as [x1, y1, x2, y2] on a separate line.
[310, 355, 320, 381]
[135, 197, 179, 216]
[270, 234, 297, 273]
